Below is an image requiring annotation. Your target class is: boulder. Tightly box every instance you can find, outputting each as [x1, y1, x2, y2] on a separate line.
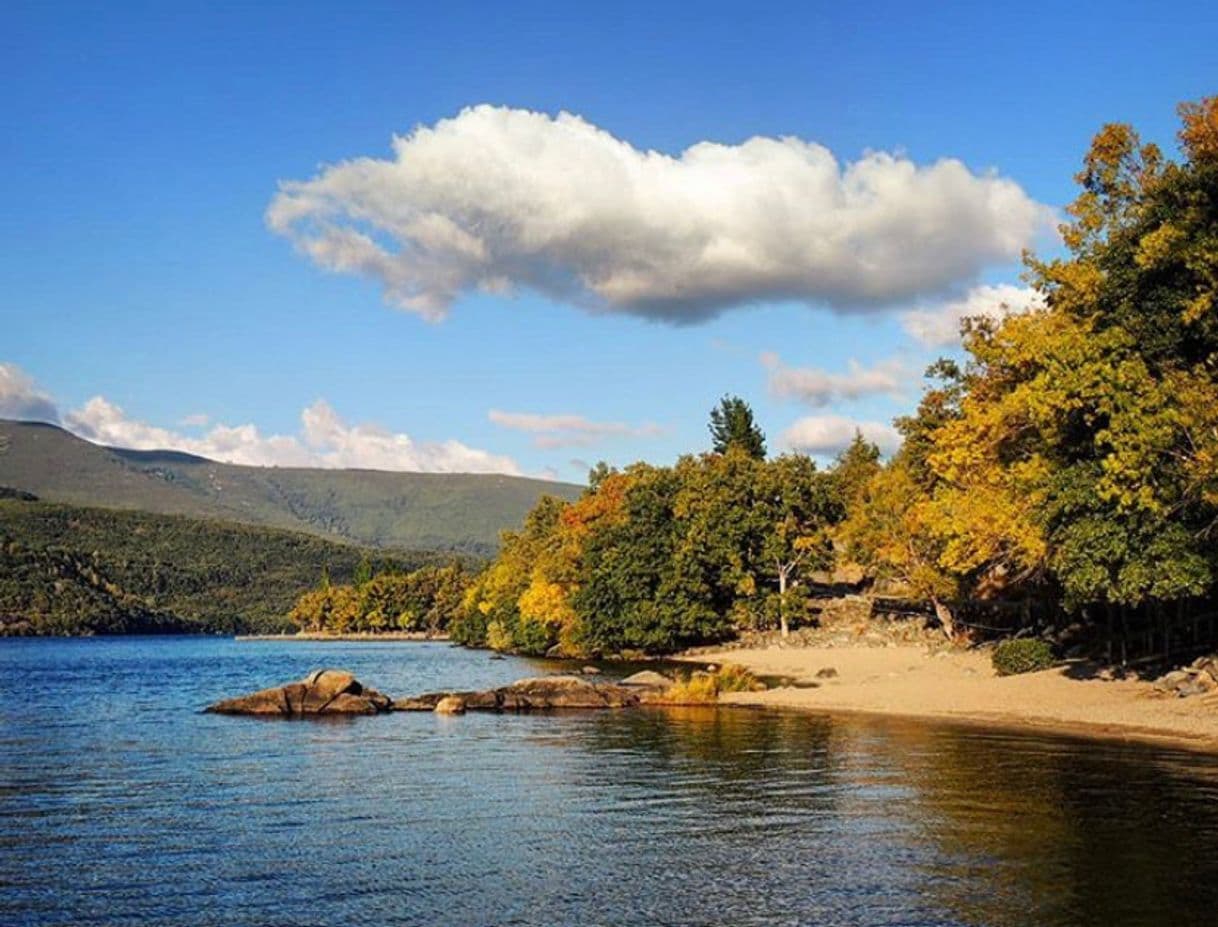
[435, 695, 467, 714]
[816, 667, 839, 679]
[619, 670, 675, 690]
[581, 665, 602, 675]
[206, 669, 392, 716]
[1154, 670, 1192, 694]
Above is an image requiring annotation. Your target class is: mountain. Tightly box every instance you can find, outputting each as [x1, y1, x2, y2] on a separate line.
[0, 420, 582, 554]
[0, 496, 456, 635]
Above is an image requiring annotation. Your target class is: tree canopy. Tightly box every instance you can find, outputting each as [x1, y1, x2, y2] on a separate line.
[708, 395, 767, 458]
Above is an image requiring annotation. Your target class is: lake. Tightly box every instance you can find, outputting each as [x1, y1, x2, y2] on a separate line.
[2, 637, 1218, 926]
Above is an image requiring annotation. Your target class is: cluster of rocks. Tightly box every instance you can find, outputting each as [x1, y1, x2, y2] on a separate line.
[205, 669, 393, 716]
[397, 671, 675, 714]
[206, 669, 678, 717]
[1152, 655, 1218, 699]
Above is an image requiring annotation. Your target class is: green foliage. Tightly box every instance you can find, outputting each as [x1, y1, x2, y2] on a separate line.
[708, 395, 766, 459]
[0, 499, 452, 636]
[841, 98, 1218, 635]
[465, 451, 842, 656]
[287, 562, 470, 634]
[992, 639, 1056, 676]
[0, 420, 581, 554]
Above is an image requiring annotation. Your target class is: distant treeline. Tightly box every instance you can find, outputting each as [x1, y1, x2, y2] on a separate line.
[287, 562, 470, 635]
[0, 498, 467, 636]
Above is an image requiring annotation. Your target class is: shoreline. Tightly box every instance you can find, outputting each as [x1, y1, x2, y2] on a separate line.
[236, 631, 451, 642]
[676, 644, 1218, 755]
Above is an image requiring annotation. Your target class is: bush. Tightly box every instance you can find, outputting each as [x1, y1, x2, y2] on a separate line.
[713, 663, 766, 693]
[992, 638, 1055, 676]
[661, 664, 765, 703]
[662, 673, 721, 704]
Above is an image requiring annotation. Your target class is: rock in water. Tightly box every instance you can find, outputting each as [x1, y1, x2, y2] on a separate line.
[394, 675, 644, 712]
[619, 670, 675, 691]
[434, 695, 467, 714]
[206, 668, 393, 716]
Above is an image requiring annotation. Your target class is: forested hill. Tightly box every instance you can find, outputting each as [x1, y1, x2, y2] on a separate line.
[0, 496, 460, 635]
[0, 420, 581, 554]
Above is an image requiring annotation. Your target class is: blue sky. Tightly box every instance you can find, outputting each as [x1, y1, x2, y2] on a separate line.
[2, 0, 1216, 480]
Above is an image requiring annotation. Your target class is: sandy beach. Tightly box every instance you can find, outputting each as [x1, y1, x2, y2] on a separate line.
[680, 644, 1218, 752]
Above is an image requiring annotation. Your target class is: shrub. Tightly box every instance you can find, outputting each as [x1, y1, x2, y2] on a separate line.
[661, 664, 765, 703]
[662, 673, 721, 704]
[713, 663, 766, 693]
[992, 638, 1055, 676]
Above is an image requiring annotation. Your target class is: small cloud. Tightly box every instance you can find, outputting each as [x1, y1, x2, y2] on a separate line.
[268, 105, 1051, 323]
[782, 415, 901, 457]
[489, 409, 664, 449]
[0, 363, 60, 424]
[763, 352, 909, 407]
[179, 413, 210, 427]
[901, 284, 1044, 347]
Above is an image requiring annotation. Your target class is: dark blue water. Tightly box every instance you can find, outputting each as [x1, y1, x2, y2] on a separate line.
[3, 638, 1218, 927]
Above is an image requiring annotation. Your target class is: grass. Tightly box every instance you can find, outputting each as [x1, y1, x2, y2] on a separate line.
[659, 664, 766, 704]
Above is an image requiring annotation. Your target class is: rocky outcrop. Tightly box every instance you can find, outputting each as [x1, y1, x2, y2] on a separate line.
[208, 669, 685, 718]
[394, 674, 651, 712]
[1153, 656, 1218, 698]
[206, 668, 393, 716]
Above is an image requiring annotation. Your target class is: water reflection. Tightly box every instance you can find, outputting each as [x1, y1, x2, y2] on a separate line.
[2, 638, 1217, 927]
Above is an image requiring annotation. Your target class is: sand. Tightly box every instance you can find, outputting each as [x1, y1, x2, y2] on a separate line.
[679, 644, 1218, 752]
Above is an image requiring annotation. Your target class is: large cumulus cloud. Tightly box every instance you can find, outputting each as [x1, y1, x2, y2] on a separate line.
[267, 105, 1052, 322]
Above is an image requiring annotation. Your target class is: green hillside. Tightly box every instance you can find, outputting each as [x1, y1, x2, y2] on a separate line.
[0, 496, 460, 635]
[0, 420, 582, 553]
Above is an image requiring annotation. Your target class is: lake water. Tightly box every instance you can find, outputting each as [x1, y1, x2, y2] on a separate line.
[3, 637, 1218, 927]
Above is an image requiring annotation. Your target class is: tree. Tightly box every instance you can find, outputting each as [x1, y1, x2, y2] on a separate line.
[831, 431, 882, 517]
[758, 455, 836, 637]
[708, 395, 766, 459]
[839, 453, 961, 638]
[353, 555, 373, 590]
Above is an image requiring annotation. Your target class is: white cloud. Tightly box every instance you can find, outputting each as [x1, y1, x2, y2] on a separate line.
[179, 412, 210, 427]
[0, 363, 60, 424]
[62, 396, 522, 474]
[268, 105, 1052, 323]
[762, 352, 909, 407]
[782, 415, 902, 457]
[901, 283, 1045, 347]
[488, 408, 663, 449]
[1, 362, 522, 475]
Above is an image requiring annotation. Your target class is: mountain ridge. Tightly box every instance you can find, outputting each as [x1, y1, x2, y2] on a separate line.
[0, 419, 582, 553]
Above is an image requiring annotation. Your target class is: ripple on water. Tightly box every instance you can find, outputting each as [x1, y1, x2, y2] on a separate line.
[2, 637, 1218, 927]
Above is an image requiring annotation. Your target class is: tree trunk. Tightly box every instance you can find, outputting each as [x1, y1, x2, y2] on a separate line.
[931, 596, 955, 641]
[778, 568, 789, 638]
